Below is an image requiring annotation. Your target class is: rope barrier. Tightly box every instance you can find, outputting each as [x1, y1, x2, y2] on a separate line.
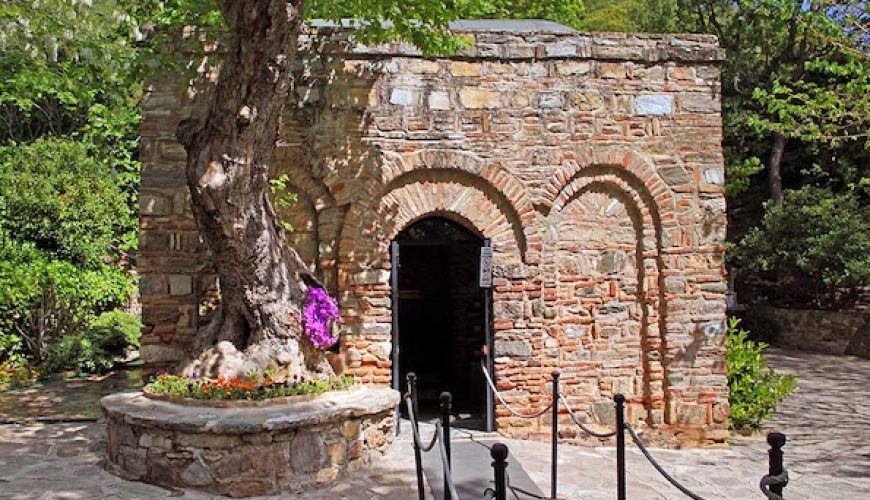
[404, 394, 438, 452]
[759, 471, 788, 500]
[624, 423, 706, 500]
[436, 422, 462, 500]
[558, 393, 618, 439]
[481, 362, 553, 418]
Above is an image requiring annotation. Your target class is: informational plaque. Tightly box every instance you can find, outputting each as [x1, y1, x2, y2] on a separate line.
[479, 246, 493, 288]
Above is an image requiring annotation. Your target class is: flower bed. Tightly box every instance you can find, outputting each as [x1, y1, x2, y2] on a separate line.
[145, 373, 353, 402]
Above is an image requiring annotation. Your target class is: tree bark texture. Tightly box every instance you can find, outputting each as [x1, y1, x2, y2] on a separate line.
[768, 132, 786, 207]
[176, 0, 333, 379]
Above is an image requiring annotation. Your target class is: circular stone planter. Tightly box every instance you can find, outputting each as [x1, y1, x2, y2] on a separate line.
[101, 386, 399, 497]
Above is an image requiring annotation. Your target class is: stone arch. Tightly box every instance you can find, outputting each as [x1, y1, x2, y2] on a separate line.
[544, 164, 672, 428]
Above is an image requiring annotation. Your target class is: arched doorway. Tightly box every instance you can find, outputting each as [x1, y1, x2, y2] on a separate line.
[391, 216, 492, 430]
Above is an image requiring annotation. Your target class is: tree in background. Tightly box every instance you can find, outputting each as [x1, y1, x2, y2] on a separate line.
[0, 0, 142, 383]
[599, 0, 869, 307]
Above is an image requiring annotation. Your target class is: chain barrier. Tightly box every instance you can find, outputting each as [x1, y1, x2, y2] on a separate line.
[417, 365, 790, 500]
[480, 362, 553, 418]
[558, 393, 618, 439]
[436, 422, 462, 500]
[404, 387, 462, 499]
[623, 422, 706, 500]
[759, 471, 788, 500]
[404, 394, 438, 452]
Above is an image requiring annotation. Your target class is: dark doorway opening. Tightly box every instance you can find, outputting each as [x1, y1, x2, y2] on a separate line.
[392, 216, 490, 430]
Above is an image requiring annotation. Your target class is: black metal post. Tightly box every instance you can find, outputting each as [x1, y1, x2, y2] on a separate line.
[768, 431, 787, 497]
[441, 391, 453, 500]
[614, 394, 626, 500]
[551, 371, 560, 499]
[408, 373, 425, 500]
[491, 442, 509, 500]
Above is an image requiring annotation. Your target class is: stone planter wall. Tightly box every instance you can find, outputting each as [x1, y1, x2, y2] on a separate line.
[749, 306, 870, 359]
[102, 387, 399, 497]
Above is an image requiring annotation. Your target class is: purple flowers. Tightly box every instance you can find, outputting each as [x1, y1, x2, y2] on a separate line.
[303, 287, 340, 348]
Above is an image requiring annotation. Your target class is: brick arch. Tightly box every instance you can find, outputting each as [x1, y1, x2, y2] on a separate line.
[542, 147, 677, 234]
[545, 175, 672, 428]
[338, 176, 525, 273]
[339, 166, 535, 270]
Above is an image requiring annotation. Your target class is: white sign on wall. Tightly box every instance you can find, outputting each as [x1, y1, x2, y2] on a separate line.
[479, 246, 493, 288]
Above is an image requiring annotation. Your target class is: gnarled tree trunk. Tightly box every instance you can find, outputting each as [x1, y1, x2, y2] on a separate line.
[176, 0, 332, 380]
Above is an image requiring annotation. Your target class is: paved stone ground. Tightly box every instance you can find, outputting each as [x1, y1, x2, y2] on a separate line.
[1, 349, 868, 499]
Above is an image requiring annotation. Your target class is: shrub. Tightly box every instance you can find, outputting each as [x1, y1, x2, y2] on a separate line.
[0, 235, 137, 374]
[727, 317, 796, 430]
[41, 311, 141, 375]
[0, 138, 134, 267]
[732, 186, 870, 307]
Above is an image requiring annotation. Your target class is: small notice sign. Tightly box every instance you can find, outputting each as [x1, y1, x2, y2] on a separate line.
[479, 247, 493, 288]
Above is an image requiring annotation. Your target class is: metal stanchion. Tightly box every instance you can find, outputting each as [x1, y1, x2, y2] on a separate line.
[614, 394, 626, 500]
[441, 392, 452, 500]
[408, 373, 425, 500]
[551, 371, 560, 499]
[767, 431, 788, 498]
[490, 443, 509, 500]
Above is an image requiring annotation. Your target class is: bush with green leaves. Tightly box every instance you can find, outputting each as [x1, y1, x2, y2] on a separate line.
[41, 310, 141, 375]
[0, 234, 136, 374]
[732, 186, 870, 307]
[727, 317, 795, 430]
[0, 139, 134, 266]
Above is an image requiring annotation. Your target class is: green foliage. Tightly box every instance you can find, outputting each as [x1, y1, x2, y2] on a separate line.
[145, 373, 353, 401]
[0, 1, 141, 379]
[41, 310, 140, 374]
[0, 234, 135, 372]
[725, 156, 764, 197]
[453, 1, 585, 30]
[269, 174, 299, 233]
[0, 139, 134, 266]
[733, 186, 870, 304]
[726, 317, 795, 430]
[89, 310, 142, 350]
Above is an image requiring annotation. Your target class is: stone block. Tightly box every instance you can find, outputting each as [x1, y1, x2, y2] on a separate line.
[658, 165, 692, 186]
[559, 61, 591, 75]
[428, 91, 451, 110]
[681, 93, 719, 113]
[140, 195, 171, 216]
[409, 60, 440, 74]
[169, 275, 192, 296]
[539, 93, 564, 108]
[459, 87, 501, 109]
[290, 430, 326, 473]
[389, 88, 421, 106]
[140, 344, 185, 363]
[676, 404, 707, 426]
[450, 61, 481, 76]
[598, 62, 627, 79]
[494, 340, 532, 357]
[139, 275, 166, 296]
[635, 94, 674, 116]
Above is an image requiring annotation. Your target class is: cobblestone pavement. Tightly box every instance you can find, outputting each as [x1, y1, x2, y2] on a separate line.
[1, 349, 868, 499]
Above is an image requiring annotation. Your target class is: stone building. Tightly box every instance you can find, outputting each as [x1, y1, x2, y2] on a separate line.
[138, 20, 729, 445]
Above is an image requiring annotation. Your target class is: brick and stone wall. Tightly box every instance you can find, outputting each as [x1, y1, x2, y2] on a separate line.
[748, 306, 870, 359]
[139, 23, 729, 445]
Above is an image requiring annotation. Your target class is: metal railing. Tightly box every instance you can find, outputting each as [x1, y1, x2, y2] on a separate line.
[408, 367, 791, 499]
